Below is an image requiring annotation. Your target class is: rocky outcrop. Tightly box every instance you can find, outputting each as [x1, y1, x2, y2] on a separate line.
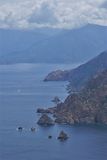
[37, 114, 55, 126]
[57, 131, 69, 140]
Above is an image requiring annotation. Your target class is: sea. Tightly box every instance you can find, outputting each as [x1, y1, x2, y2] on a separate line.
[0, 63, 107, 160]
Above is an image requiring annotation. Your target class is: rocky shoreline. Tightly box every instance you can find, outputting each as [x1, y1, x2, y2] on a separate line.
[37, 69, 107, 126]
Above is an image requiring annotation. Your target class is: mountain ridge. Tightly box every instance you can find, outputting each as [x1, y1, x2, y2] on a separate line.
[0, 24, 107, 64]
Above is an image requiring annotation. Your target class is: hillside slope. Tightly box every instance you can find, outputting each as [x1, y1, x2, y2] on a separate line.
[45, 51, 107, 91]
[0, 29, 50, 55]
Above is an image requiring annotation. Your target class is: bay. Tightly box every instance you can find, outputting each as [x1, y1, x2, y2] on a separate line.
[0, 63, 107, 160]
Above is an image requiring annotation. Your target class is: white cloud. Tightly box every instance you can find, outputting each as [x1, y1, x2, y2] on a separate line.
[0, 0, 107, 29]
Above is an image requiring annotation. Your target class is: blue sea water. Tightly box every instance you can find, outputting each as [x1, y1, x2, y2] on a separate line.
[0, 63, 107, 160]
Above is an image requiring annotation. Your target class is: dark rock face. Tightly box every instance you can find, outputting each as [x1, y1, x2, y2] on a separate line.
[50, 70, 107, 125]
[58, 131, 68, 141]
[37, 114, 55, 126]
[55, 112, 74, 125]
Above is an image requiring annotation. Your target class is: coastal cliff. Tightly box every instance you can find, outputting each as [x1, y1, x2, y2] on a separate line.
[41, 69, 107, 125]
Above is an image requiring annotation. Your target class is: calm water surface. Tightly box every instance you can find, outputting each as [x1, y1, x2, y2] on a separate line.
[0, 63, 107, 160]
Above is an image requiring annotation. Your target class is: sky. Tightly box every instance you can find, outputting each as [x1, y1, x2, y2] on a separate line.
[0, 0, 107, 30]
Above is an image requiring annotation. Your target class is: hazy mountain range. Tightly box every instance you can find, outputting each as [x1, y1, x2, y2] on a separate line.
[0, 24, 107, 64]
[0, 28, 61, 56]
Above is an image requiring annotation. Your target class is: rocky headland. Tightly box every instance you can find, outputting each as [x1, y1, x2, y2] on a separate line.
[44, 51, 107, 91]
[44, 70, 71, 81]
[38, 69, 107, 125]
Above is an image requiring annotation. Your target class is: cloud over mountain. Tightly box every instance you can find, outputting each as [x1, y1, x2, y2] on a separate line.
[0, 0, 107, 29]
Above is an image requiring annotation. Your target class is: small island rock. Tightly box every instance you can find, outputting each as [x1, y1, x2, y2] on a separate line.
[31, 127, 36, 132]
[18, 127, 23, 131]
[48, 135, 52, 139]
[37, 114, 55, 126]
[58, 131, 69, 141]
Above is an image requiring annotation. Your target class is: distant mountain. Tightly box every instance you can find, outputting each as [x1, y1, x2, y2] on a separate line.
[0, 29, 48, 55]
[42, 69, 107, 125]
[0, 24, 107, 64]
[44, 51, 107, 91]
[0, 28, 61, 63]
